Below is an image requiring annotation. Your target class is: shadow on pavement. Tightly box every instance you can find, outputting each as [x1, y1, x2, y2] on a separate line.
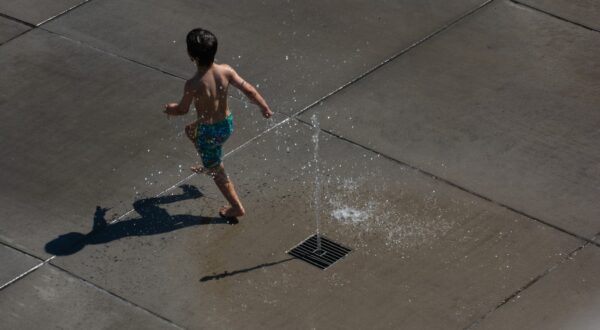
[45, 184, 236, 256]
[199, 257, 295, 282]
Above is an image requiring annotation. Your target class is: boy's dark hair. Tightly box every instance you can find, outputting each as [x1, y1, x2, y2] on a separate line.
[186, 28, 218, 66]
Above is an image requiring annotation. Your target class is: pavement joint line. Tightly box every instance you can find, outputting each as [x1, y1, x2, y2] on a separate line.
[591, 233, 600, 248]
[0, 12, 35, 47]
[1, 254, 188, 329]
[108, 173, 198, 225]
[36, 0, 97, 27]
[0, 240, 45, 262]
[46, 263, 187, 330]
[0, 12, 36, 27]
[0, 255, 53, 291]
[464, 241, 590, 329]
[294, 0, 497, 118]
[0, 29, 34, 47]
[0, 241, 47, 291]
[294, 115, 599, 247]
[1, 255, 184, 329]
[34, 26, 250, 105]
[0, 0, 95, 46]
[39, 27, 188, 80]
[0, 261, 46, 291]
[509, 0, 600, 33]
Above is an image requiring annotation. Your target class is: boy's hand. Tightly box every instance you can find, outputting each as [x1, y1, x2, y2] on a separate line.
[164, 103, 179, 115]
[262, 108, 274, 119]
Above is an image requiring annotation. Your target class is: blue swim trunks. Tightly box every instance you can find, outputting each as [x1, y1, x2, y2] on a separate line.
[195, 114, 233, 169]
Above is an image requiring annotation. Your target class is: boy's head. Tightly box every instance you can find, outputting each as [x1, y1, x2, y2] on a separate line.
[186, 28, 218, 66]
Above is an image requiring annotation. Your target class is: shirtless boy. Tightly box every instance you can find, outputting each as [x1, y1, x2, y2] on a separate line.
[164, 28, 273, 219]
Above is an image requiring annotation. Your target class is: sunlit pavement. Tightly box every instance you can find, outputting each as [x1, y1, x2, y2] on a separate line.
[1, 1, 600, 329]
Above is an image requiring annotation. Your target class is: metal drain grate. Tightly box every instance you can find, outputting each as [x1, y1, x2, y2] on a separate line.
[287, 234, 351, 270]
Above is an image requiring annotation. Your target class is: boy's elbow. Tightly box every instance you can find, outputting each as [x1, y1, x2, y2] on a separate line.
[244, 88, 257, 99]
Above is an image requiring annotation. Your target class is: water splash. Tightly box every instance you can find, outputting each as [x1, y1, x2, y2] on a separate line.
[332, 207, 369, 223]
[311, 114, 322, 251]
[326, 175, 456, 250]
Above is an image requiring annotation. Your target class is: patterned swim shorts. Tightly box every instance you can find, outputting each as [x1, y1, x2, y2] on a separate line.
[194, 114, 233, 169]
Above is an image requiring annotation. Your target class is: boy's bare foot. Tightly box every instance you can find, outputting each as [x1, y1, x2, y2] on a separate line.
[219, 205, 245, 218]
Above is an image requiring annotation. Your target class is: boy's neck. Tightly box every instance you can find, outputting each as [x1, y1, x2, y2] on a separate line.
[195, 63, 212, 73]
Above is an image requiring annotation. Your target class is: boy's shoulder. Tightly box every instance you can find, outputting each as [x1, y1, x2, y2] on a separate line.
[214, 63, 235, 74]
[213, 63, 239, 83]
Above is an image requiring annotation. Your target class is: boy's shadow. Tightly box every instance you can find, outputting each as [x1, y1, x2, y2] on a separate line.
[45, 184, 236, 256]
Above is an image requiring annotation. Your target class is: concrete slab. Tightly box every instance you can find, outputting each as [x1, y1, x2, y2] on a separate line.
[0, 17, 30, 44]
[0, 29, 285, 258]
[51, 121, 583, 329]
[516, 0, 600, 31]
[0, 264, 180, 329]
[0, 244, 41, 286]
[0, 0, 85, 26]
[299, 0, 600, 238]
[43, 0, 488, 114]
[475, 245, 600, 330]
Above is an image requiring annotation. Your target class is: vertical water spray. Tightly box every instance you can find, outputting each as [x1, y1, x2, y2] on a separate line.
[286, 114, 352, 268]
[311, 114, 323, 252]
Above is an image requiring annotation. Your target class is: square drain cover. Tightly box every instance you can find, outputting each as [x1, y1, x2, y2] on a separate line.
[287, 234, 351, 270]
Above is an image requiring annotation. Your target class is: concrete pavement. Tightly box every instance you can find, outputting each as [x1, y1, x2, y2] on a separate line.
[1, 0, 599, 329]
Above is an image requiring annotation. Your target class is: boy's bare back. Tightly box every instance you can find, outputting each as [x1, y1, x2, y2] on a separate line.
[187, 63, 232, 124]
[172, 63, 272, 124]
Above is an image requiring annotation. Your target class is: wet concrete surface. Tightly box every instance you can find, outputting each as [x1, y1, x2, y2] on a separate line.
[49, 121, 584, 329]
[1, 0, 600, 328]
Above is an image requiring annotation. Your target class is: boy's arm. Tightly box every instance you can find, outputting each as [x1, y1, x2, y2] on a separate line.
[164, 81, 194, 116]
[225, 65, 273, 118]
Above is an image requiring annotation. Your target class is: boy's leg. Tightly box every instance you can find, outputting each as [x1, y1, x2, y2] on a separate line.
[187, 122, 207, 173]
[209, 164, 245, 218]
